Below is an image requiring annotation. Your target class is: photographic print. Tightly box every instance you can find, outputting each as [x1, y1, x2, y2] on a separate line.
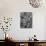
[20, 12, 32, 28]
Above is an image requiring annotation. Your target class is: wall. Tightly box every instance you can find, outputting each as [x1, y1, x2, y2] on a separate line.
[0, 0, 46, 40]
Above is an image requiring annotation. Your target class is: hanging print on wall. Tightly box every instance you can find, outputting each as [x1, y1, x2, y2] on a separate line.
[29, 0, 43, 8]
[20, 12, 32, 28]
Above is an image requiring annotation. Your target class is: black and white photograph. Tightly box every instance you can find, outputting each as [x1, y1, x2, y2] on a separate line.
[20, 12, 32, 28]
